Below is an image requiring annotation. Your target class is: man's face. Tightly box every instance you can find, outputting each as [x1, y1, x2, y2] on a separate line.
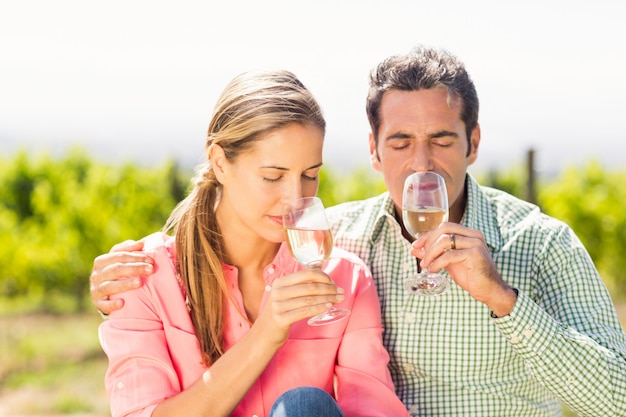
[369, 88, 480, 223]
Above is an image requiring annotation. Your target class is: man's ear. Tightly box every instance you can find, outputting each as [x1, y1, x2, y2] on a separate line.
[208, 144, 227, 183]
[467, 124, 481, 165]
[369, 132, 382, 172]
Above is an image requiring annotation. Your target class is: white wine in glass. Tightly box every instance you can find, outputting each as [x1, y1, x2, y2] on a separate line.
[402, 171, 450, 296]
[283, 197, 350, 326]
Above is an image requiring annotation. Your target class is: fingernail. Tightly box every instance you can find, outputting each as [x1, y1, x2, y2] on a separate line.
[337, 287, 345, 294]
[144, 264, 153, 273]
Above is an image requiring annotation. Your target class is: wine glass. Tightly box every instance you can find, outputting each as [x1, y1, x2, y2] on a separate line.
[402, 171, 450, 296]
[282, 196, 350, 326]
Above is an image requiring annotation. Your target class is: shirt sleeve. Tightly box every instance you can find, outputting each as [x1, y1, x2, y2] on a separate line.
[98, 236, 202, 417]
[332, 257, 410, 417]
[492, 225, 626, 416]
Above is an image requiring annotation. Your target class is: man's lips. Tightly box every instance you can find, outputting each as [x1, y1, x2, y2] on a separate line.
[407, 181, 439, 192]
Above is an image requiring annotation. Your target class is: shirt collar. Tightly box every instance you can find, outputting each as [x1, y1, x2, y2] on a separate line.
[369, 192, 398, 243]
[463, 173, 503, 252]
[223, 242, 298, 286]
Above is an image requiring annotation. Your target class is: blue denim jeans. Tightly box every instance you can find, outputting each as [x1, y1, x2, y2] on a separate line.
[268, 386, 345, 417]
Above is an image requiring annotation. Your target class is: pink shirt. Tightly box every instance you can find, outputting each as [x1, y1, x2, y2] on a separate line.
[99, 232, 409, 417]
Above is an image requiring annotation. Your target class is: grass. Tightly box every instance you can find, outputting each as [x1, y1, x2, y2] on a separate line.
[1, 303, 624, 416]
[0, 311, 110, 417]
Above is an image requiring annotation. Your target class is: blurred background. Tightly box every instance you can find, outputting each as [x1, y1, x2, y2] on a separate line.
[1, 0, 625, 416]
[2, 0, 625, 174]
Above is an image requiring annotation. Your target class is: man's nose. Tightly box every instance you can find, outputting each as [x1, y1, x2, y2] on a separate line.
[410, 143, 434, 172]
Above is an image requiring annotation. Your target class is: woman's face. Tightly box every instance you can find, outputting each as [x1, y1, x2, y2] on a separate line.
[213, 123, 325, 244]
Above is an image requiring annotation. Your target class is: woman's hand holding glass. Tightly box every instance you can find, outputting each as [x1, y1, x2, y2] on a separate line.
[257, 270, 345, 343]
[282, 197, 350, 326]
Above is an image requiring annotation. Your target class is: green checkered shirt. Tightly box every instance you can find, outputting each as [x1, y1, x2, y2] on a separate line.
[326, 174, 626, 416]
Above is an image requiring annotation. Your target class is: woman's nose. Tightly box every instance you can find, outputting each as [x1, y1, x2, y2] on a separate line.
[282, 185, 304, 206]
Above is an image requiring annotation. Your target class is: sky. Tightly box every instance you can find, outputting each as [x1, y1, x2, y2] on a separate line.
[2, 0, 625, 177]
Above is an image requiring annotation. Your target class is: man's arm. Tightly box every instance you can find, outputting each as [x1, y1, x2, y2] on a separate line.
[416, 222, 626, 415]
[494, 231, 626, 416]
[90, 240, 155, 315]
[494, 289, 626, 416]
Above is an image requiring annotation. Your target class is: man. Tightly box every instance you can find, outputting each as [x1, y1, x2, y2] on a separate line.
[90, 46, 626, 416]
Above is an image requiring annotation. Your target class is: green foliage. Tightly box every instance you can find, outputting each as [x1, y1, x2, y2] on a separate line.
[1, 150, 624, 312]
[538, 162, 626, 297]
[0, 148, 188, 311]
[318, 165, 386, 207]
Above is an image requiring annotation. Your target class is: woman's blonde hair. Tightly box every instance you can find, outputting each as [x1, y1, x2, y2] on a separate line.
[164, 70, 325, 365]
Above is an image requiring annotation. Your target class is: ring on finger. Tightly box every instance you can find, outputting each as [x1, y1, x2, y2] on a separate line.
[450, 233, 456, 250]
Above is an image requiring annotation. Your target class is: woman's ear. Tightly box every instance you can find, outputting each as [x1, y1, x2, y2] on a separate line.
[208, 144, 227, 183]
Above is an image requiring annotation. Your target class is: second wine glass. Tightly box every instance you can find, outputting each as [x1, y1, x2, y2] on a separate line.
[402, 171, 450, 296]
[282, 197, 350, 326]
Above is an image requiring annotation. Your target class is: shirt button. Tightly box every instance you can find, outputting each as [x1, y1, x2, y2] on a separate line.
[409, 404, 419, 414]
[268, 266, 275, 274]
[265, 285, 272, 292]
[403, 363, 415, 373]
[117, 381, 124, 389]
[523, 327, 534, 338]
[404, 312, 416, 323]
[510, 335, 521, 344]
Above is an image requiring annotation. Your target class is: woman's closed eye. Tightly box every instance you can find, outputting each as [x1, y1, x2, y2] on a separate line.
[262, 173, 317, 183]
[263, 176, 283, 183]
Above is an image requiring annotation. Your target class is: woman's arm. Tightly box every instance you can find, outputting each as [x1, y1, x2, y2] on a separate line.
[99, 239, 282, 417]
[331, 253, 409, 417]
[100, 234, 352, 417]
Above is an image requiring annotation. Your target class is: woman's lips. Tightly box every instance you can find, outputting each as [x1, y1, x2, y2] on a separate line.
[268, 215, 283, 225]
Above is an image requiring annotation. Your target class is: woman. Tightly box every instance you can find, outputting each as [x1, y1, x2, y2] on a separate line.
[98, 70, 408, 417]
